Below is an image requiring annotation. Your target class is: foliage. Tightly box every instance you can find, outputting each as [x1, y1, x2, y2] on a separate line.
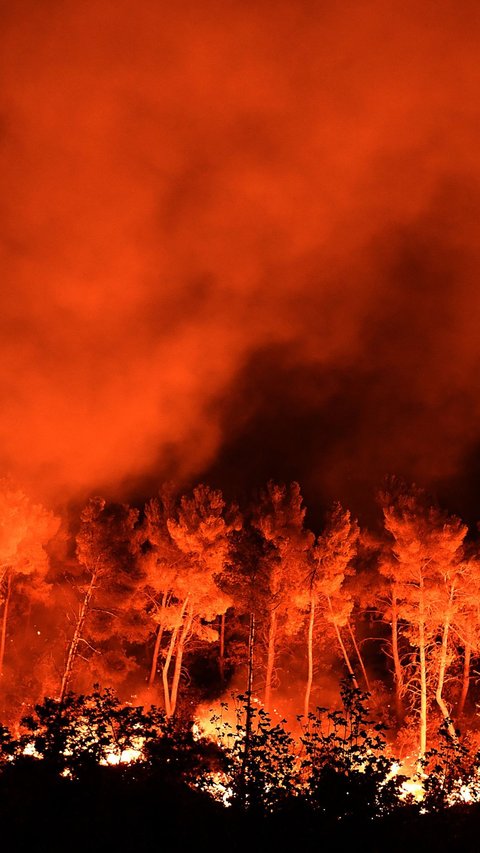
[300, 678, 405, 819]
[421, 721, 480, 811]
[19, 688, 152, 775]
[0, 685, 223, 787]
[221, 694, 301, 814]
[3, 681, 480, 846]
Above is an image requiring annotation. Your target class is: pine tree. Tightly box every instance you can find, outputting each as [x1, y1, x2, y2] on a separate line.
[251, 481, 313, 711]
[379, 479, 467, 755]
[59, 498, 140, 700]
[299, 502, 359, 717]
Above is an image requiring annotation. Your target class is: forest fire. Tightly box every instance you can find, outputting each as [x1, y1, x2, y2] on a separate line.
[2, 477, 480, 776]
[2, 473, 480, 834]
[3, 0, 480, 847]
[10, 686, 480, 814]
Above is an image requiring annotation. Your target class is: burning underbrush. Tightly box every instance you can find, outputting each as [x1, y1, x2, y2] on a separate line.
[1, 680, 480, 826]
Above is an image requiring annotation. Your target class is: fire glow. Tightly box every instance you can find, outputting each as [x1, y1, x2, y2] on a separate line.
[2, 478, 480, 791]
[14, 703, 480, 814]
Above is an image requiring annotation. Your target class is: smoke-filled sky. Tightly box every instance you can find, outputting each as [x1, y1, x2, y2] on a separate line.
[2, 0, 480, 524]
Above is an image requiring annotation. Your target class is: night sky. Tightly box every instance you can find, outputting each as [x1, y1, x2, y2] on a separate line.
[2, 0, 480, 527]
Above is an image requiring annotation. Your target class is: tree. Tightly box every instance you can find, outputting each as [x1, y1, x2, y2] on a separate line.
[164, 485, 240, 716]
[375, 545, 408, 723]
[251, 481, 313, 711]
[442, 550, 480, 718]
[299, 503, 359, 718]
[139, 485, 240, 716]
[220, 523, 273, 788]
[301, 679, 403, 819]
[59, 498, 140, 701]
[137, 487, 189, 693]
[379, 479, 467, 755]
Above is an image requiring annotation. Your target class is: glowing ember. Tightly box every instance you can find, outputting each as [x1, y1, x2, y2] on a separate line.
[22, 742, 42, 759]
[199, 772, 233, 807]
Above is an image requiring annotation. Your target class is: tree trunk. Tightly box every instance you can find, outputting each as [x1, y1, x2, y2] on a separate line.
[170, 604, 193, 716]
[219, 612, 225, 684]
[326, 594, 359, 690]
[457, 642, 471, 717]
[418, 581, 427, 757]
[240, 611, 255, 807]
[162, 628, 178, 717]
[0, 571, 12, 677]
[264, 607, 277, 710]
[391, 592, 404, 723]
[162, 597, 188, 717]
[304, 593, 315, 718]
[148, 594, 166, 689]
[148, 623, 164, 688]
[435, 588, 457, 741]
[59, 570, 97, 702]
[347, 620, 371, 692]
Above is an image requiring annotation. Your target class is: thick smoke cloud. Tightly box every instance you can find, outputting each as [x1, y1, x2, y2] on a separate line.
[1, 0, 480, 518]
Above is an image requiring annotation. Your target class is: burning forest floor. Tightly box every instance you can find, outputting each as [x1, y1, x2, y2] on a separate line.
[2, 682, 480, 852]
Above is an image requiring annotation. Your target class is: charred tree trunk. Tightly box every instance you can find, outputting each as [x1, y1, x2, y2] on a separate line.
[59, 571, 96, 702]
[0, 570, 12, 677]
[304, 593, 315, 718]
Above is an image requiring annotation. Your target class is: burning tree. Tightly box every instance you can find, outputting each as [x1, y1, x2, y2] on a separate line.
[138, 488, 189, 693]
[251, 481, 313, 711]
[365, 535, 409, 724]
[59, 498, 141, 701]
[452, 551, 480, 717]
[379, 480, 467, 755]
[298, 502, 360, 718]
[140, 485, 240, 716]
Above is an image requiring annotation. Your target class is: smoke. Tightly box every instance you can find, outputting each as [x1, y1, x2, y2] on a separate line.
[1, 0, 480, 517]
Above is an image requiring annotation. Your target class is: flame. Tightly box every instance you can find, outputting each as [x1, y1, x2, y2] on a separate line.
[22, 742, 42, 759]
[18, 709, 480, 814]
[100, 737, 145, 766]
[199, 771, 233, 807]
[22, 724, 145, 768]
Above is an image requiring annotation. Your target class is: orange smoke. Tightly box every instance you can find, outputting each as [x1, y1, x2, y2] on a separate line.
[1, 1, 480, 516]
